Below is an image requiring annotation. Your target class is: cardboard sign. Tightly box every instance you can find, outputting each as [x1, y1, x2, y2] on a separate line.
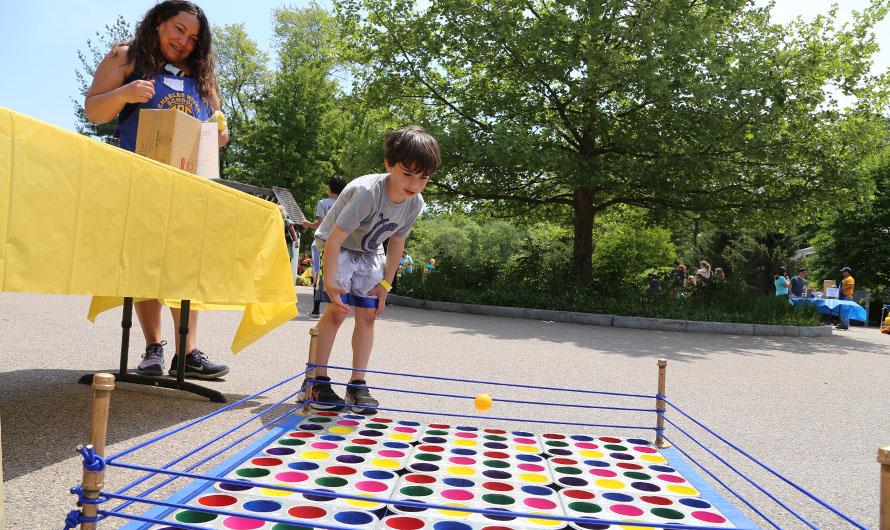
[134, 108, 219, 178]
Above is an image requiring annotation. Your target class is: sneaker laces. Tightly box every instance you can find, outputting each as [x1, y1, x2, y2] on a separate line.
[188, 349, 209, 362]
[142, 340, 166, 359]
[350, 383, 371, 398]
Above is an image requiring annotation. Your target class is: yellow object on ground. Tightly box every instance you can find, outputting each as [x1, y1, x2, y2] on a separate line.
[0, 107, 296, 353]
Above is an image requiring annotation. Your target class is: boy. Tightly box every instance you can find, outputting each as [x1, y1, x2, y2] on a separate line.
[303, 175, 348, 319]
[299, 125, 440, 413]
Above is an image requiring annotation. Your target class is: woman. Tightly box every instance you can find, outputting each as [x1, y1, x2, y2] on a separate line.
[85, 0, 229, 378]
[774, 267, 790, 298]
[713, 267, 725, 281]
[696, 260, 711, 280]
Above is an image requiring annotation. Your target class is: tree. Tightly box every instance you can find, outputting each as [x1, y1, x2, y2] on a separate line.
[73, 15, 132, 142]
[337, 0, 890, 280]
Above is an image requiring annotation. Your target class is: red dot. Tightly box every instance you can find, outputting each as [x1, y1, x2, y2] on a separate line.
[483, 481, 514, 492]
[198, 494, 237, 506]
[405, 474, 437, 484]
[563, 489, 596, 499]
[386, 516, 426, 530]
[483, 451, 510, 459]
[326, 466, 358, 475]
[372, 417, 394, 423]
[288, 505, 327, 518]
[484, 429, 507, 434]
[316, 411, 338, 416]
[352, 438, 378, 445]
[552, 458, 578, 465]
[289, 432, 315, 438]
[429, 424, 450, 429]
[640, 496, 673, 506]
[616, 463, 643, 470]
[599, 437, 622, 443]
[543, 434, 565, 439]
[418, 445, 444, 452]
[250, 457, 282, 466]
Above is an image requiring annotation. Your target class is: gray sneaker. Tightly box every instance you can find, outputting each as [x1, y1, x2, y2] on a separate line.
[345, 379, 378, 414]
[169, 349, 230, 379]
[136, 341, 166, 376]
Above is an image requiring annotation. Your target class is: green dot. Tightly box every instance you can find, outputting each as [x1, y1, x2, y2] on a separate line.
[483, 460, 510, 468]
[545, 440, 569, 447]
[651, 508, 685, 520]
[554, 466, 582, 475]
[308, 417, 332, 423]
[415, 453, 442, 461]
[366, 423, 388, 429]
[623, 472, 651, 480]
[604, 444, 627, 451]
[481, 494, 515, 505]
[345, 446, 371, 453]
[426, 429, 448, 435]
[175, 510, 218, 523]
[568, 502, 602, 514]
[236, 467, 270, 478]
[278, 438, 306, 446]
[484, 435, 507, 441]
[273, 525, 312, 530]
[315, 476, 348, 487]
[400, 486, 433, 496]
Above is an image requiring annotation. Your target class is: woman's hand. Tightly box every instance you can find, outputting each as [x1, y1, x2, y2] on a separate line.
[120, 79, 156, 104]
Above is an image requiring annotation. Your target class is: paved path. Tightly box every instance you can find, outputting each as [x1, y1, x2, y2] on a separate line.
[1, 288, 888, 529]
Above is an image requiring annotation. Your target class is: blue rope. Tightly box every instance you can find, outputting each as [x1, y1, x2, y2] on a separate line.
[69, 485, 107, 506]
[311, 363, 654, 399]
[78, 445, 105, 472]
[662, 399, 868, 529]
[62, 509, 103, 530]
[106, 368, 309, 462]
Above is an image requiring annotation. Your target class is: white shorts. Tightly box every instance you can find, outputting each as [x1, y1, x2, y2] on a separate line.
[321, 248, 386, 300]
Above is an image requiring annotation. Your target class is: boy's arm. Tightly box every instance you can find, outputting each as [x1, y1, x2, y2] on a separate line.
[322, 225, 351, 314]
[366, 236, 406, 316]
[302, 216, 323, 229]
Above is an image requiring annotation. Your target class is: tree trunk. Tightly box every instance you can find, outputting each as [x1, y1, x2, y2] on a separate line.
[572, 186, 594, 282]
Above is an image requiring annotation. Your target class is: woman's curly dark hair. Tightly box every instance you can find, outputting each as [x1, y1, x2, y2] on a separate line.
[121, 1, 217, 103]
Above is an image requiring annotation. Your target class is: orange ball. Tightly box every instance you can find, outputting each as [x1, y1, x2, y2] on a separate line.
[475, 393, 493, 412]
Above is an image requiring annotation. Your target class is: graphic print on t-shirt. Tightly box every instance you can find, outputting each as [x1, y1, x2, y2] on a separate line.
[361, 213, 399, 252]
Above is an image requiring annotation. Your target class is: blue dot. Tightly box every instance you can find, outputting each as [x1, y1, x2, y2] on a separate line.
[363, 469, 395, 480]
[321, 434, 345, 441]
[456, 426, 478, 431]
[627, 438, 651, 445]
[399, 420, 420, 426]
[334, 511, 374, 525]
[570, 435, 594, 441]
[243, 499, 280, 512]
[344, 414, 365, 420]
[443, 477, 474, 488]
[516, 454, 543, 462]
[521, 485, 553, 496]
[384, 441, 410, 449]
[288, 462, 319, 471]
[512, 431, 534, 437]
[649, 465, 675, 473]
[602, 492, 634, 502]
[433, 522, 472, 530]
[451, 448, 477, 455]
[584, 460, 610, 467]
[680, 498, 711, 509]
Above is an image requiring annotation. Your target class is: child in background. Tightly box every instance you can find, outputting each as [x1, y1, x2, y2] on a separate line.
[298, 126, 440, 413]
[303, 176, 348, 319]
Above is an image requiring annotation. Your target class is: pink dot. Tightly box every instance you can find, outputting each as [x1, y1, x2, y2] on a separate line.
[590, 469, 617, 477]
[356, 480, 389, 492]
[224, 517, 265, 529]
[610, 505, 644, 517]
[692, 511, 726, 524]
[658, 474, 686, 483]
[378, 450, 405, 458]
[575, 442, 599, 449]
[441, 489, 474, 501]
[337, 420, 360, 426]
[633, 446, 657, 454]
[524, 498, 557, 510]
[275, 471, 308, 482]
[517, 464, 545, 472]
[394, 427, 417, 433]
[455, 432, 478, 438]
[514, 437, 536, 444]
[449, 457, 476, 465]
[312, 442, 339, 450]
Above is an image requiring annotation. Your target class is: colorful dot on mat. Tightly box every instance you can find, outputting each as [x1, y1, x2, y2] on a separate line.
[551, 457, 578, 465]
[611, 504, 644, 517]
[640, 454, 667, 463]
[631, 482, 661, 492]
[649, 465, 675, 473]
[356, 480, 388, 492]
[518, 473, 549, 483]
[275, 471, 309, 482]
[483, 451, 509, 459]
[558, 476, 588, 487]
[574, 442, 599, 449]
[364, 469, 396, 479]
[441, 488, 475, 501]
[563, 489, 596, 499]
[272, 524, 311, 530]
[278, 439, 306, 446]
[224, 516, 265, 529]
[386, 516, 426, 530]
[426, 429, 449, 435]
[517, 454, 543, 462]
[679, 498, 711, 508]
[513, 445, 538, 453]
[571, 435, 595, 441]
[594, 479, 625, 489]
[449, 457, 476, 465]
[548, 448, 572, 456]
[343, 414, 365, 419]
[482, 469, 512, 479]
[243, 499, 281, 512]
[641, 495, 673, 505]
[372, 417, 394, 423]
[367, 423, 390, 429]
[411, 463, 439, 472]
[288, 462, 320, 471]
[633, 446, 658, 454]
[657, 473, 686, 483]
[627, 438, 651, 445]
[218, 482, 253, 492]
[521, 485, 553, 496]
[418, 444, 444, 452]
[544, 440, 568, 447]
[371, 458, 401, 469]
[480, 526, 513, 530]
[316, 411, 339, 416]
[525, 498, 557, 510]
[401, 485, 434, 496]
[527, 512, 563, 526]
[315, 476, 348, 487]
[588, 469, 616, 478]
[394, 427, 418, 433]
[334, 511, 375, 525]
[353, 438, 379, 445]
[416, 453, 442, 462]
[485, 428, 507, 434]
[482, 493, 515, 505]
[251, 457, 282, 466]
[484, 442, 509, 450]
[308, 416, 332, 423]
[599, 437, 622, 443]
[567, 501, 603, 514]
[453, 439, 478, 447]
[260, 483, 296, 496]
[399, 420, 421, 426]
[311, 442, 339, 450]
[406, 474, 436, 484]
[603, 492, 634, 502]
[650, 507, 685, 520]
[623, 472, 651, 480]
[432, 522, 472, 530]
[446, 466, 476, 476]
[385, 441, 411, 449]
[289, 431, 315, 438]
[289, 505, 327, 518]
[692, 511, 727, 523]
[198, 494, 237, 507]
[360, 429, 385, 437]
[303, 489, 336, 502]
[617, 519, 650, 530]
[484, 460, 510, 469]
[299, 424, 323, 431]
[423, 436, 447, 444]
[484, 435, 507, 441]
[325, 465, 358, 475]
[443, 477, 475, 488]
[266, 447, 296, 456]
[236, 468, 270, 478]
[666, 485, 698, 495]
[299, 450, 330, 460]
[438, 504, 471, 517]
[346, 446, 372, 454]
[347, 494, 384, 508]
[329, 426, 355, 434]
[603, 444, 628, 451]
[451, 448, 477, 455]
[378, 450, 406, 458]
[514, 437, 536, 444]
[517, 463, 545, 472]
[455, 432, 478, 439]
[484, 481, 514, 491]
[617, 463, 643, 470]
[337, 455, 365, 464]
[474, 393, 493, 411]
[337, 419, 360, 426]
[429, 423, 451, 429]
[578, 450, 605, 458]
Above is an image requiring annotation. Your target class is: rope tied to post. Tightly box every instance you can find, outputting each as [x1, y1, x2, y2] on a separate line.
[69, 484, 107, 506]
[79, 444, 106, 472]
[62, 508, 103, 530]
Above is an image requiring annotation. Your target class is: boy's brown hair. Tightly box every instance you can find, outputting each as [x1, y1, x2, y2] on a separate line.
[385, 125, 440, 176]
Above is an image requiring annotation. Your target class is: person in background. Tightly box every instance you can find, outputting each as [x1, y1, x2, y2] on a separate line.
[713, 268, 726, 281]
[789, 268, 808, 299]
[669, 261, 684, 297]
[303, 176, 348, 319]
[279, 204, 299, 282]
[696, 260, 711, 280]
[836, 267, 855, 330]
[645, 273, 661, 292]
[85, 0, 229, 378]
[400, 250, 414, 273]
[426, 258, 436, 274]
[774, 267, 790, 298]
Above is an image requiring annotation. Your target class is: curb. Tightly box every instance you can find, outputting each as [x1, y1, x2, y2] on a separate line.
[386, 295, 832, 337]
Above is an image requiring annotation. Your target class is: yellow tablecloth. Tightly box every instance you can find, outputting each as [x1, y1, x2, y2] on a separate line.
[0, 107, 297, 353]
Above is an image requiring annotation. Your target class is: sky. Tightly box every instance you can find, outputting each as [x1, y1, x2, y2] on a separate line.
[0, 0, 888, 133]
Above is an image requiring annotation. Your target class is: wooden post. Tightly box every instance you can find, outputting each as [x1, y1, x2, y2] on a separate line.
[879, 445, 890, 530]
[302, 327, 319, 414]
[80, 373, 115, 530]
[655, 358, 671, 448]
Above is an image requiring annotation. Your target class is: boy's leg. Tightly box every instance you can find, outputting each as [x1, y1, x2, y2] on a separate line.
[345, 307, 379, 414]
[299, 305, 348, 409]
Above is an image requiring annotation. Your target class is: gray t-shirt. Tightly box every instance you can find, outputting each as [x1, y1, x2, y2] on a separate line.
[315, 197, 336, 219]
[315, 173, 424, 254]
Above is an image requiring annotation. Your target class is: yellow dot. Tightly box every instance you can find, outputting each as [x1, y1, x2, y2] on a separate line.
[446, 466, 476, 476]
[260, 483, 294, 496]
[438, 504, 471, 517]
[640, 454, 667, 463]
[620, 520, 657, 530]
[518, 474, 549, 483]
[389, 433, 414, 441]
[300, 450, 330, 460]
[371, 458, 400, 469]
[453, 439, 478, 447]
[666, 485, 698, 496]
[514, 445, 539, 453]
[475, 393, 492, 411]
[346, 494, 383, 508]
[329, 426, 354, 434]
[578, 450, 604, 458]
[594, 479, 625, 489]
[527, 513, 563, 526]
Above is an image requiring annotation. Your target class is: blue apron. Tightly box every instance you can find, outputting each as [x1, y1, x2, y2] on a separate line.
[115, 65, 212, 152]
